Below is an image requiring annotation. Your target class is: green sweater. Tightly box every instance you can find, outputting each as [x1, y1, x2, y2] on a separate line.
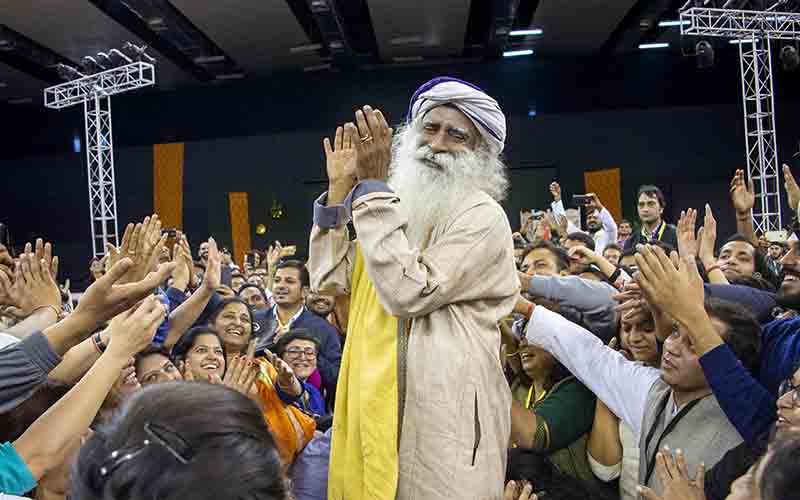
[511, 375, 597, 482]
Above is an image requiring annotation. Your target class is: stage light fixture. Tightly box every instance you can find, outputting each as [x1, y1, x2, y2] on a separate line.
[659, 20, 691, 27]
[503, 49, 534, 57]
[696, 41, 714, 68]
[781, 46, 799, 71]
[638, 42, 670, 49]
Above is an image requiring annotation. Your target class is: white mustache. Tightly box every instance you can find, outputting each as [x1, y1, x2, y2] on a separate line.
[414, 146, 458, 170]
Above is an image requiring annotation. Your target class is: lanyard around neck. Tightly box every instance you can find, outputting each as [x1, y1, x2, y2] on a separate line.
[643, 393, 706, 485]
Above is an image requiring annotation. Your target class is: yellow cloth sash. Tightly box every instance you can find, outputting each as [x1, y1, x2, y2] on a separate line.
[328, 245, 399, 500]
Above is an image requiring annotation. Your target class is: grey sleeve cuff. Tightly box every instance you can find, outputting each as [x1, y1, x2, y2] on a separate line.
[18, 331, 62, 376]
[313, 192, 349, 229]
[313, 180, 394, 229]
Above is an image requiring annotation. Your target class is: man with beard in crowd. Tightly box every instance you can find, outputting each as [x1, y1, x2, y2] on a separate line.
[309, 77, 519, 500]
[583, 193, 618, 255]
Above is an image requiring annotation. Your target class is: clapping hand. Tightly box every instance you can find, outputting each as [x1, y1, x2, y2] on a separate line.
[324, 125, 359, 204]
[504, 480, 536, 500]
[637, 447, 706, 500]
[353, 105, 393, 183]
[0, 239, 61, 318]
[220, 354, 259, 396]
[697, 204, 719, 270]
[106, 215, 167, 284]
[201, 238, 221, 292]
[676, 209, 699, 259]
[784, 164, 800, 212]
[730, 169, 755, 216]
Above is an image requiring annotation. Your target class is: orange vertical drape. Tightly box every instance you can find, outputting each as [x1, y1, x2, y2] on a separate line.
[584, 167, 623, 223]
[153, 143, 184, 230]
[228, 192, 252, 269]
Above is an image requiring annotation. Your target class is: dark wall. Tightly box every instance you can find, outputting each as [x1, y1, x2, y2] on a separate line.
[3, 54, 800, 285]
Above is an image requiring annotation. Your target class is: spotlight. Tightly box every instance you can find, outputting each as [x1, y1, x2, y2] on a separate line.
[696, 41, 714, 68]
[781, 46, 799, 71]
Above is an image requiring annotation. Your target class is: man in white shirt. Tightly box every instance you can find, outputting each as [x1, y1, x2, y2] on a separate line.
[549, 183, 617, 254]
[521, 245, 760, 496]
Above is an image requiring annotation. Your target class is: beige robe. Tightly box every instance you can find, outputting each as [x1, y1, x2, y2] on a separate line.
[309, 185, 519, 500]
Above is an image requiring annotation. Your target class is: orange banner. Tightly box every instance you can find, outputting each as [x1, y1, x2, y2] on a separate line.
[228, 192, 252, 269]
[584, 167, 622, 223]
[153, 143, 184, 229]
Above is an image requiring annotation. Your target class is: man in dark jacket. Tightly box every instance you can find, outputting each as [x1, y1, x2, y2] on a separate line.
[623, 185, 678, 251]
[253, 260, 341, 402]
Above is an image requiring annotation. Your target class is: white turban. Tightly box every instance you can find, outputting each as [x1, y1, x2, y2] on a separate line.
[407, 77, 507, 154]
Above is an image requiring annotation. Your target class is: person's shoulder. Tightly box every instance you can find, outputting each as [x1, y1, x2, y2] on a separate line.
[298, 310, 337, 334]
[452, 191, 510, 230]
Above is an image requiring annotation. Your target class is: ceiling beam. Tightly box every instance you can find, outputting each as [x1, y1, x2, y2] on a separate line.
[600, 0, 680, 53]
[0, 25, 78, 84]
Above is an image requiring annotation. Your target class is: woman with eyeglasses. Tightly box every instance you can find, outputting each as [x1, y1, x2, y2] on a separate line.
[273, 328, 327, 417]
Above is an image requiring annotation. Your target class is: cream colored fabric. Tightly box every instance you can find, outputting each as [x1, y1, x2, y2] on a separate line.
[309, 187, 519, 500]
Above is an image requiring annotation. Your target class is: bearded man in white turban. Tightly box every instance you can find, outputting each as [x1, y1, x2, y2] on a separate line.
[309, 77, 519, 500]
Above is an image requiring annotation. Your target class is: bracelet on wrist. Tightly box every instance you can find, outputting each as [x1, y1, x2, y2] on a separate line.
[92, 332, 108, 354]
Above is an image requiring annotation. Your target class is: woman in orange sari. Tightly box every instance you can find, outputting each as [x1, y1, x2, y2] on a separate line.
[204, 298, 316, 465]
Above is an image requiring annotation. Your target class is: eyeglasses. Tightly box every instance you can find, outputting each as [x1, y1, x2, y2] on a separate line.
[285, 347, 317, 359]
[779, 378, 800, 407]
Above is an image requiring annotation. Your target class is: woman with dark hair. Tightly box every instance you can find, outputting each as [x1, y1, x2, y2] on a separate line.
[170, 326, 227, 382]
[70, 382, 291, 500]
[134, 347, 182, 387]
[509, 337, 598, 484]
[207, 298, 255, 359]
[200, 300, 316, 466]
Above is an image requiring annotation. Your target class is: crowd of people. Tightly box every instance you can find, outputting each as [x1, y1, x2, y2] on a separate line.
[1, 75, 800, 500]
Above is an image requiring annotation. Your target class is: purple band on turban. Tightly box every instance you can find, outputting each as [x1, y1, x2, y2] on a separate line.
[406, 76, 506, 154]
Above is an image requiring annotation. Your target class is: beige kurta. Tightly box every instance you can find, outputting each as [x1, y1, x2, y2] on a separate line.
[309, 185, 519, 500]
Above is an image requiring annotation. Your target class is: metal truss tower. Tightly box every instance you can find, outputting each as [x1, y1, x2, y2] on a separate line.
[681, 4, 800, 234]
[43, 47, 155, 258]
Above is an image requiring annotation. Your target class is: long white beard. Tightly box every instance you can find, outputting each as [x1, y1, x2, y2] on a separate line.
[387, 125, 509, 248]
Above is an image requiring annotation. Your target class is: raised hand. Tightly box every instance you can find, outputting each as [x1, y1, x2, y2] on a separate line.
[0, 240, 61, 318]
[784, 164, 800, 212]
[264, 350, 301, 396]
[634, 245, 705, 325]
[267, 241, 283, 269]
[353, 105, 393, 183]
[106, 215, 166, 284]
[170, 233, 192, 290]
[549, 182, 562, 202]
[676, 208, 699, 259]
[637, 447, 706, 500]
[105, 296, 168, 360]
[74, 258, 175, 331]
[324, 125, 358, 204]
[697, 204, 719, 269]
[201, 238, 221, 292]
[586, 192, 604, 212]
[730, 169, 755, 215]
[504, 480, 536, 500]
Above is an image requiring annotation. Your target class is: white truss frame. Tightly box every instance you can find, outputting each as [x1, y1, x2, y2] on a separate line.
[679, 7, 800, 233]
[43, 62, 155, 257]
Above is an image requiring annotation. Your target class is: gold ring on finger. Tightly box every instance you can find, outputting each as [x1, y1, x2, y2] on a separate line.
[361, 135, 374, 143]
